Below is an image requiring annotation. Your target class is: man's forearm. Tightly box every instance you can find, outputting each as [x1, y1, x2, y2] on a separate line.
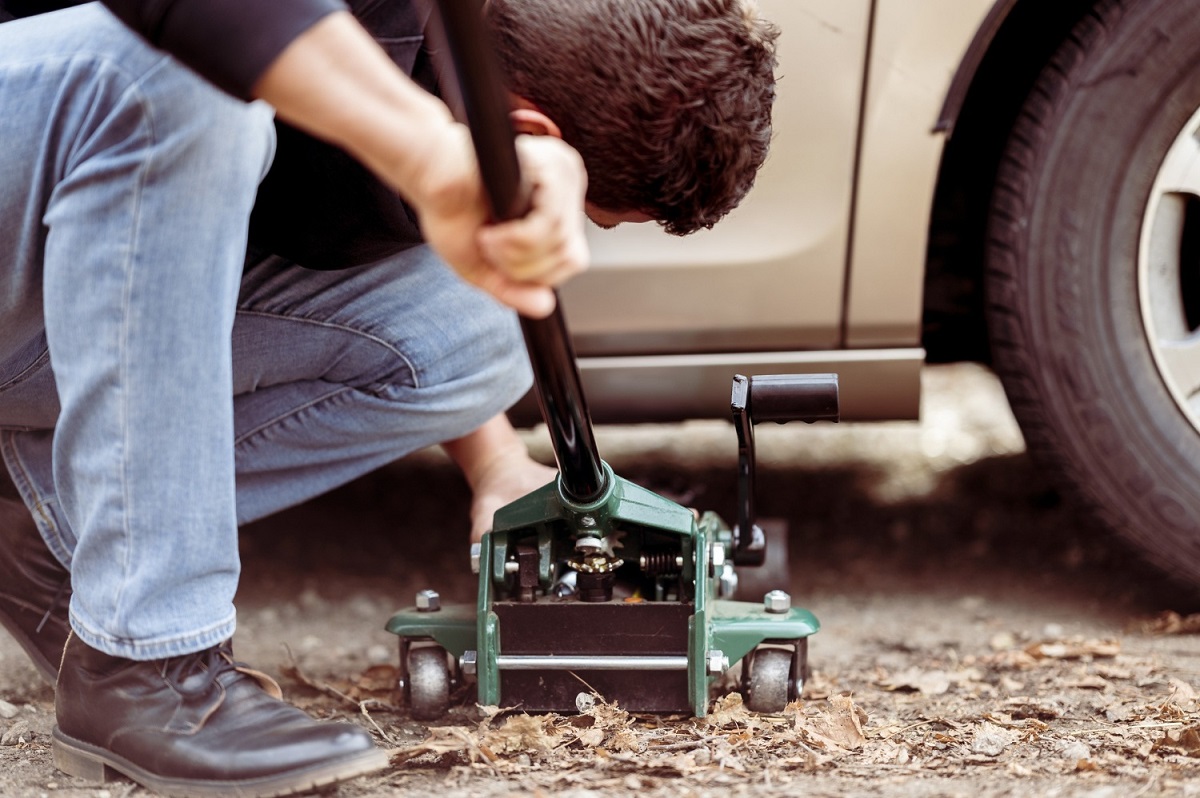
[251, 11, 458, 207]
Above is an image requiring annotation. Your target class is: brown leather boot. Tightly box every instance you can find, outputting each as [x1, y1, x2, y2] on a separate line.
[0, 493, 72, 683]
[52, 634, 389, 797]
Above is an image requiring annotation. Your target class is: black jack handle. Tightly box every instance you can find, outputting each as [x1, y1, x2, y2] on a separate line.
[431, 0, 607, 503]
[731, 374, 840, 565]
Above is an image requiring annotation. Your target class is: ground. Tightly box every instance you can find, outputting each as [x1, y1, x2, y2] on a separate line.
[3, 363, 1200, 797]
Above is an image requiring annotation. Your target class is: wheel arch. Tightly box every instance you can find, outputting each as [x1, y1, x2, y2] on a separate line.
[921, 0, 1100, 363]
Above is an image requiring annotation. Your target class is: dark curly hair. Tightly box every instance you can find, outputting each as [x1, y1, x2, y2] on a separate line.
[485, 0, 780, 235]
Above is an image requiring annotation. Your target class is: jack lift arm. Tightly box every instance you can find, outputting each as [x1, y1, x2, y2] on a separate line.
[386, 0, 838, 719]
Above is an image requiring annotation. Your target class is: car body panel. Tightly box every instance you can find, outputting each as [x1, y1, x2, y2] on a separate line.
[547, 0, 1006, 423]
[846, 0, 994, 348]
[561, 0, 870, 357]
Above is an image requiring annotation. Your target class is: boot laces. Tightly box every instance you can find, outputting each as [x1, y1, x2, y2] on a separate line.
[34, 576, 70, 634]
[162, 642, 242, 695]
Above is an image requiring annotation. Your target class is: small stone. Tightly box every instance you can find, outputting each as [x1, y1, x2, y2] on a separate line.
[971, 721, 1012, 757]
[0, 700, 18, 719]
[298, 586, 327, 610]
[575, 692, 596, 713]
[350, 596, 379, 619]
[1061, 740, 1091, 761]
[1, 719, 35, 745]
[989, 632, 1016, 651]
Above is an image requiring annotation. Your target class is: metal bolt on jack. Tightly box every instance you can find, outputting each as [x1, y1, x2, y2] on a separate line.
[415, 589, 441, 612]
[708, 650, 730, 674]
[763, 590, 791, 614]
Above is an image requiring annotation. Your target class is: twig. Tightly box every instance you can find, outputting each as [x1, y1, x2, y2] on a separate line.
[646, 735, 723, 752]
[1059, 721, 1187, 737]
[1132, 774, 1160, 797]
[359, 701, 398, 745]
[282, 645, 401, 744]
[878, 719, 939, 740]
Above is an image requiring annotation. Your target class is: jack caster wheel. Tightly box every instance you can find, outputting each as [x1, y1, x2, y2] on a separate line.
[741, 645, 800, 713]
[407, 646, 450, 720]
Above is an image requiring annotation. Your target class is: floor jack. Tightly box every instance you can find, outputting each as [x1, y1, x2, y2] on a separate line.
[386, 0, 839, 720]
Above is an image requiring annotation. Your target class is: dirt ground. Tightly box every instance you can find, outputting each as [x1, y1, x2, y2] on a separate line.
[4, 363, 1200, 798]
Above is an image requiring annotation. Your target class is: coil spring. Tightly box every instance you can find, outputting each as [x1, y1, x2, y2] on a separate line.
[639, 551, 684, 576]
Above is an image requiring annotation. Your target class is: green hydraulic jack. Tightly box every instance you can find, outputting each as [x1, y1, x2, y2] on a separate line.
[385, 0, 838, 720]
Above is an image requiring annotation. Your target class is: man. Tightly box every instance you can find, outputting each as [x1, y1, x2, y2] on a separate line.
[0, 0, 779, 795]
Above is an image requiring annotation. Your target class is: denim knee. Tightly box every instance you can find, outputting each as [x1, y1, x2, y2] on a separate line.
[383, 293, 532, 439]
[42, 5, 277, 193]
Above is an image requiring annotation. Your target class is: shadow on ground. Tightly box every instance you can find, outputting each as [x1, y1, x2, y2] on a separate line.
[237, 445, 1198, 632]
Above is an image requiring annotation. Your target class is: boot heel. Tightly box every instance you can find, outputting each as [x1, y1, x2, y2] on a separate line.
[52, 736, 118, 782]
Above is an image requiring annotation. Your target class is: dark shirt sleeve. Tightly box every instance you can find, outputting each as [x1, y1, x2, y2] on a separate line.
[100, 0, 347, 98]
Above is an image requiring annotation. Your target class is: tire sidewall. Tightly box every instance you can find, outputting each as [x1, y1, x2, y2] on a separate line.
[989, 0, 1200, 570]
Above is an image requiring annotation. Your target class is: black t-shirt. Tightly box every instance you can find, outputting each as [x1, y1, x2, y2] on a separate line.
[1, 0, 442, 269]
[2, 0, 344, 98]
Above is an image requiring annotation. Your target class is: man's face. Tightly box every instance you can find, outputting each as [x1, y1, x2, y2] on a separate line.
[585, 203, 653, 230]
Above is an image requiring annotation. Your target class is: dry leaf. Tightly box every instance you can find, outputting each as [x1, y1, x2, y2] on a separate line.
[881, 667, 952, 696]
[706, 693, 754, 728]
[354, 663, 400, 694]
[1003, 697, 1064, 719]
[1140, 611, 1200, 636]
[1150, 725, 1200, 757]
[1165, 678, 1198, 711]
[1025, 639, 1119, 660]
[483, 713, 562, 756]
[789, 694, 867, 752]
[390, 726, 481, 764]
[575, 727, 606, 748]
[880, 667, 984, 696]
[1063, 674, 1109, 691]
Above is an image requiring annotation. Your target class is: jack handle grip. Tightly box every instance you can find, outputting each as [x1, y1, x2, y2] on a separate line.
[431, 0, 606, 503]
[743, 374, 841, 425]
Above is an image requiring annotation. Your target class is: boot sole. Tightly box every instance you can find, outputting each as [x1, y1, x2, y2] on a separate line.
[52, 726, 390, 798]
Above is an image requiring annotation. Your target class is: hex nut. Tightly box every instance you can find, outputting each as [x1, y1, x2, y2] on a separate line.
[707, 650, 729, 675]
[470, 542, 481, 574]
[460, 650, 478, 676]
[415, 589, 441, 612]
[763, 589, 791, 614]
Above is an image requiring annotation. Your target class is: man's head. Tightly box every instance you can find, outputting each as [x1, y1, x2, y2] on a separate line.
[485, 0, 780, 235]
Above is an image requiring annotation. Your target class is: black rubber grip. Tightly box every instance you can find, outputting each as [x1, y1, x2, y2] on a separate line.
[749, 374, 840, 424]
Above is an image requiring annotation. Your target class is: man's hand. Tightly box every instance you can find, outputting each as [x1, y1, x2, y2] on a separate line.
[253, 12, 589, 318]
[406, 126, 589, 319]
[441, 414, 559, 541]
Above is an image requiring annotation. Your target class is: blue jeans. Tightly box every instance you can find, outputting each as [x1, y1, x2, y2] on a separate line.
[0, 5, 530, 659]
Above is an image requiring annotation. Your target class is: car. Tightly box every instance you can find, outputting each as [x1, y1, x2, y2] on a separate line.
[512, 0, 1200, 589]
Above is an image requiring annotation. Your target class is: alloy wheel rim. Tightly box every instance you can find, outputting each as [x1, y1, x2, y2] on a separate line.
[1139, 106, 1200, 431]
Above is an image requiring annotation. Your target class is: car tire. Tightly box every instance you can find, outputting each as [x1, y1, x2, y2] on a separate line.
[986, 0, 1200, 586]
